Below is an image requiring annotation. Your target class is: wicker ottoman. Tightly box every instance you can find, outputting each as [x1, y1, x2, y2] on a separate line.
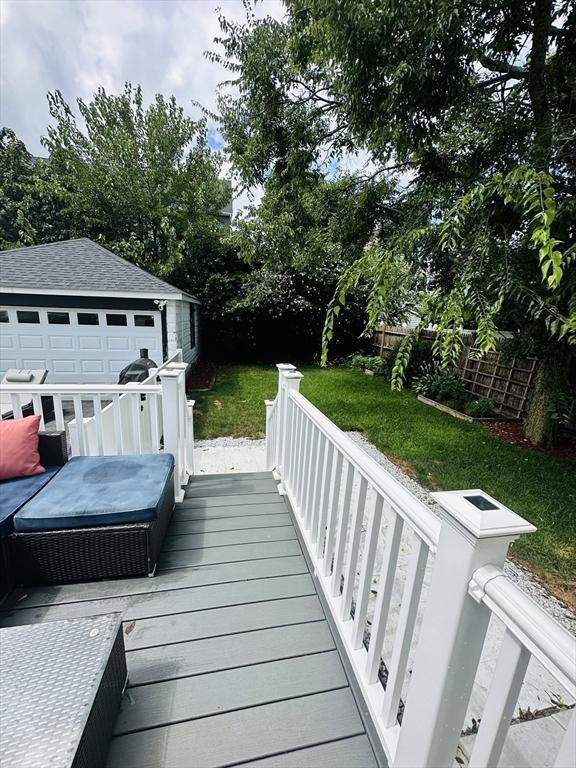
[0, 613, 127, 768]
[11, 454, 175, 584]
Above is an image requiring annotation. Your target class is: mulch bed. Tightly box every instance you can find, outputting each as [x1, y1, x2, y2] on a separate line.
[483, 420, 576, 459]
[187, 361, 216, 391]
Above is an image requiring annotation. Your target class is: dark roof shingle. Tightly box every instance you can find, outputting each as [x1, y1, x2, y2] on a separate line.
[0, 238, 186, 297]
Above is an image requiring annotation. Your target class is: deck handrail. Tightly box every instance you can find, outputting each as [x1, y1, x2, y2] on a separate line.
[267, 364, 575, 768]
[470, 564, 575, 697]
[288, 389, 441, 550]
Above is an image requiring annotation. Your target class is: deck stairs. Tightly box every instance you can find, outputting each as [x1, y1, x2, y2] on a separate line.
[1, 472, 384, 768]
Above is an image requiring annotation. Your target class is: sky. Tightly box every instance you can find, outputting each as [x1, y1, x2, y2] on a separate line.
[0, 0, 286, 214]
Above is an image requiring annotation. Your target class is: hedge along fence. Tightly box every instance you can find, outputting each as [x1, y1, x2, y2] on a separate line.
[373, 326, 537, 419]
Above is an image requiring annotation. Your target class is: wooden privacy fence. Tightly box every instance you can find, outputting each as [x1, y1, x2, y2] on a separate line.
[373, 326, 537, 419]
[456, 348, 538, 419]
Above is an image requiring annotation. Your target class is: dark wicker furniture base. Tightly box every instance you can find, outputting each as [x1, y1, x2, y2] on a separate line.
[11, 467, 174, 584]
[0, 613, 127, 768]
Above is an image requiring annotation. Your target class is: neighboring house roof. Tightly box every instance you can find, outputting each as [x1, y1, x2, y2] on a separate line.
[0, 238, 199, 302]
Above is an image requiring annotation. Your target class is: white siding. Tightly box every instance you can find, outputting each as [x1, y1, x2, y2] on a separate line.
[165, 297, 199, 366]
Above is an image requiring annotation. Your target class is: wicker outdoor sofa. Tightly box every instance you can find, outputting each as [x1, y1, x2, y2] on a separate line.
[0, 430, 175, 588]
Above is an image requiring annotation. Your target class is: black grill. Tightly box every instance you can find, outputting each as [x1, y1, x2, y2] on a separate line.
[117, 348, 158, 385]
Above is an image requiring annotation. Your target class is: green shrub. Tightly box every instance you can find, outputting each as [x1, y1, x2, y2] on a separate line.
[413, 368, 468, 410]
[465, 398, 498, 418]
[350, 353, 392, 377]
[349, 354, 373, 370]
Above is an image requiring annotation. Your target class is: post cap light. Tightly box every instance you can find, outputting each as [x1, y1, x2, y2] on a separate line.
[431, 489, 537, 541]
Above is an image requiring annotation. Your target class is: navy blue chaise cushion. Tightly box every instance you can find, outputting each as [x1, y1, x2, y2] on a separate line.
[13, 454, 174, 533]
[0, 468, 61, 535]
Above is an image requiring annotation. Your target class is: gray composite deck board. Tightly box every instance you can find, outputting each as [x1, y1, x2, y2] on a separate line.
[175, 500, 287, 519]
[180, 492, 283, 509]
[5, 556, 308, 609]
[186, 478, 279, 497]
[239, 735, 379, 768]
[2, 471, 381, 768]
[159, 539, 302, 570]
[168, 513, 294, 534]
[107, 689, 365, 768]
[162, 525, 297, 551]
[115, 650, 347, 734]
[126, 621, 336, 686]
[0, 574, 316, 629]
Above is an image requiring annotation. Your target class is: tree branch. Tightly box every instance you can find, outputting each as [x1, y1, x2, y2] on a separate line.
[480, 55, 527, 78]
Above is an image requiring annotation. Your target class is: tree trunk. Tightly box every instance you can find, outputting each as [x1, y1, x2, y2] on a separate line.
[524, 363, 554, 446]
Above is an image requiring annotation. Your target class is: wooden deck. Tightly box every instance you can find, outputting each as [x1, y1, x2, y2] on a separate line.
[1, 472, 384, 768]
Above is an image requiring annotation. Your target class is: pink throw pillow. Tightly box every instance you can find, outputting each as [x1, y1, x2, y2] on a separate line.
[0, 414, 46, 481]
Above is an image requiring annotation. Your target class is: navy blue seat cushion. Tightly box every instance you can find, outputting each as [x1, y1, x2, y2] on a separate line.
[0, 467, 61, 535]
[13, 454, 174, 533]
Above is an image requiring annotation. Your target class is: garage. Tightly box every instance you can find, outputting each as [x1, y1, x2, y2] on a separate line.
[0, 238, 201, 384]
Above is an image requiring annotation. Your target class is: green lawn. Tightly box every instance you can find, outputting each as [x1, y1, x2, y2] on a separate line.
[193, 365, 576, 607]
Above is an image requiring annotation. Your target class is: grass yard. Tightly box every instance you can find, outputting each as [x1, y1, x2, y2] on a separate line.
[193, 365, 576, 609]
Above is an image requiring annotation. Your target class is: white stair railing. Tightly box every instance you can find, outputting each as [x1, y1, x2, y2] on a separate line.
[0, 350, 194, 503]
[268, 364, 576, 768]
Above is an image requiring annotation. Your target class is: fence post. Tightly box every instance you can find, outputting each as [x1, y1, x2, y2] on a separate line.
[159, 369, 185, 503]
[394, 490, 535, 768]
[275, 363, 296, 481]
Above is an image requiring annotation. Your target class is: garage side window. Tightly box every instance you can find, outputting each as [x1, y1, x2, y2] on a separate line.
[47, 312, 70, 325]
[17, 311, 40, 324]
[189, 305, 196, 348]
[134, 315, 154, 327]
[0, 310, 8, 323]
[77, 313, 99, 325]
[106, 314, 127, 326]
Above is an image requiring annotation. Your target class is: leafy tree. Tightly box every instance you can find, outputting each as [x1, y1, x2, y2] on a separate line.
[214, 0, 576, 443]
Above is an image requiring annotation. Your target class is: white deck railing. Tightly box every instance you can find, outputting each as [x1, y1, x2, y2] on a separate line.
[0, 350, 194, 501]
[268, 364, 575, 768]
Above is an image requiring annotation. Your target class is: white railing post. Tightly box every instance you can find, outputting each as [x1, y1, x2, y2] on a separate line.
[264, 399, 276, 470]
[167, 362, 191, 485]
[159, 369, 185, 503]
[281, 372, 303, 491]
[275, 363, 296, 482]
[186, 399, 195, 476]
[394, 489, 536, 768]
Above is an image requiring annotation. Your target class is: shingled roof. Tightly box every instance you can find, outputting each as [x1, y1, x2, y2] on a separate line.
[0, 238, 194, 299]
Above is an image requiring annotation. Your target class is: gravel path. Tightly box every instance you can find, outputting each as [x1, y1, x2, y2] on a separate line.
[346, 430, 576, 632]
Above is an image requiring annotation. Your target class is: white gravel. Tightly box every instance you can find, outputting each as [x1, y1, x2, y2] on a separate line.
[346, 430, 576, 633]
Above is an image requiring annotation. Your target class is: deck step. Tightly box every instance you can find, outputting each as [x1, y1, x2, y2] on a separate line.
[126, 620, 335, 686]
[175, 500, 287, 518]
[180, 492, 283, 509]
[115, 651, 347, 734]
[191, 472, 273, 482]
[107, 689, 365, 768]
[185, 477, 279, 498]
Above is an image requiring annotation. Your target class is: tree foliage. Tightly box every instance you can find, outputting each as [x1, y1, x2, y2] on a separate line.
[214, 0, 576, 436]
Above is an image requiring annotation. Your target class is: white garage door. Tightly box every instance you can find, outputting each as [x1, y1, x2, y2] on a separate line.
[0, 306, 163, 384]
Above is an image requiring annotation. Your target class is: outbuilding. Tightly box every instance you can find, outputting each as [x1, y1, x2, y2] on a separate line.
[0, 238, 200, 383]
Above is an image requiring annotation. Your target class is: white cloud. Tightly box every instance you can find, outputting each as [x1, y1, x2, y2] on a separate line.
[0, 0, 285, 215]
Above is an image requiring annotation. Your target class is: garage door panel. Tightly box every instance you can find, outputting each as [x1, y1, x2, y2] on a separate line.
[19, 335, 45, 350]
[22, 359, 48, 369]
[81, 360, 105, 374]
[107, 337, 131, 351]
[52, 360, 77, 374]
[0, 336, 14, 350]
[49, 336, 74, 350]
[79, 337, 102, 351]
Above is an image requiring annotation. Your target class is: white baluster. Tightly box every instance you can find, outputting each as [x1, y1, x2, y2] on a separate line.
[304, 426, 320, 530]
[112, 394, 124, 456]
[469, 630, 530, 768]
[10, 394, 23, 419]
[93, 394, 104, 455]
[150, 393, 160, 453]
[381, 535, 428, 727]
[331, 461, 355, 598]
[352, 494, 384, 649]
[32, 394, 45, 430]
[315, 441, 334, 557]
[341, 474, 368, 621]
[323, 450, 343, 577]
[366, 510, 403, 683]
[72, 395, 85, 455]
[555, 709, 575, 768]
[53, 395, 65, 431]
